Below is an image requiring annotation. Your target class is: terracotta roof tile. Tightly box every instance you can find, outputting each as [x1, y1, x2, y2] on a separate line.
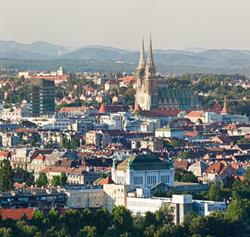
[0, 208, 35, 220]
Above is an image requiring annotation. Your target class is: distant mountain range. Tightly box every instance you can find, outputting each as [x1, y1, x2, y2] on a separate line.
[1, 40, 250, 74]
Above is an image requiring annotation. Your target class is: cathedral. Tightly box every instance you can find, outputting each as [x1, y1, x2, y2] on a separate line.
[134, 35, 199, 111]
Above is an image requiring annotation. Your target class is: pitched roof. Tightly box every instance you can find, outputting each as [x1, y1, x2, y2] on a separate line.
[0, 150, 11, 158]
[0, 208, 35, 220]
[98, 103, 107, 113]
[188, 160, 208, 177]
[186, 111, 204, 117]
[211, 135, 233, 144]
[174, 159, 190, 170]
[94, 176, 114, 185]
[205, 162, 229, 175]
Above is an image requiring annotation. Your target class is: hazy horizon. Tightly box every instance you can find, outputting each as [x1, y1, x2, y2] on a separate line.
[2, 0, 250, 50]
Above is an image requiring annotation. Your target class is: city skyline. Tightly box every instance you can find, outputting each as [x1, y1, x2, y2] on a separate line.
[2, 0, 250, 50]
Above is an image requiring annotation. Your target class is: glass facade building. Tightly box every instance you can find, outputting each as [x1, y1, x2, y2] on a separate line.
[31, 79, 55, 117]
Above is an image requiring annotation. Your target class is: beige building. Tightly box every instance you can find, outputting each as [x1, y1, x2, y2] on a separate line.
[131, 138, 164, 152]
[103, 184, 132, 212]
[85, 130, 111, 149]
[59, 186, 105, 209]
[38, 167, 101, 185]
[0, 107, 22, 122]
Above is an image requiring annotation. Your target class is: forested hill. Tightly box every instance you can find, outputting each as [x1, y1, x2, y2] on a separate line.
[2, 41, 250, 74]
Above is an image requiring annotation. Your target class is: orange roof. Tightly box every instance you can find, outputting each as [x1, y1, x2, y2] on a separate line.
[0, 208, 35, 220]
[185, 131, 199, 137]
[59, 106, 89, 113]
[15, 128, 37, 133]
[95, 176, 114, 185]
[174, 160, 190, 170]
[0, 150, 11, 158]
[99, 103, 107, 113]
[34, 154, 45, 161]
[186, 111, 204, 117]
[121, 76, 135, 83]
[205, 162, 229, 175]
[14, 182, 26, 189]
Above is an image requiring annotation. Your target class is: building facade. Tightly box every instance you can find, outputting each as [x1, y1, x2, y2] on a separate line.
[134, 35, 199, 111]
[111, 154, 174, 189]
[31, 78, 55, 117]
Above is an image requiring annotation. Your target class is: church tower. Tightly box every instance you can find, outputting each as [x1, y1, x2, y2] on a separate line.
[144, 34, 156, 109]
[135, 36, 145, 89]
[145, 34, 155, 79]
[135, 34, 157, 111]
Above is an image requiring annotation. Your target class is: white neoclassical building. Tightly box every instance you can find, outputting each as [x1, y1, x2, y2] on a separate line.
[111, 154, 174, 188]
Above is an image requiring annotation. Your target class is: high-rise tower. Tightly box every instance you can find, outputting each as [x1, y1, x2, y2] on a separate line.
[31, 79, 55, 117]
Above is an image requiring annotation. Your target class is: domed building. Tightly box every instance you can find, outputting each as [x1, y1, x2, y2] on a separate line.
[111, 154, 174, 188]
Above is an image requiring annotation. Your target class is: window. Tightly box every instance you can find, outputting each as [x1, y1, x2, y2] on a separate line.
[147, 176, 156, 185]
[161, 175, 170, 183]
[134, 176, 143, 185]
[77, 197, 81, 203]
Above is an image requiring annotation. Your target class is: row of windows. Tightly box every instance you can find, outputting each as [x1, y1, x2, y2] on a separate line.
[133, 175, 170, 185]
[128, 201, 162, 208]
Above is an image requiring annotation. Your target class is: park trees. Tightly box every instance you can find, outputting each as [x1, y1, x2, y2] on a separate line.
[0, 159, 14, 192]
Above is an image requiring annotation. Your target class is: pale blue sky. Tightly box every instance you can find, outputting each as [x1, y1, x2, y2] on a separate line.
[1, 0, 250, 49]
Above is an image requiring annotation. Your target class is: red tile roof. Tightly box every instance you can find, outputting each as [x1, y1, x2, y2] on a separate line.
[205, 162, 229, 175]
[99, 103, 107, 113]
[15, 128, 38, 133]
[0, 208, 35, 220]
[174, 160, 190, 170]
[0, 151, 11, 158]
[120, 76, 135, 84]
[59, 106, 89, 113]
[95, 176, 114, 185]
[186, 111, 204, 117]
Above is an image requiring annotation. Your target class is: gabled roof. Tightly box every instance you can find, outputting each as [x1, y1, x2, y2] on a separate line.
[205, 162, 230, 175]
[174, 160, 190, 170]
[188, 160, 208, 176]
[211, 135, 233, 144]
[99, 103, 107, 113]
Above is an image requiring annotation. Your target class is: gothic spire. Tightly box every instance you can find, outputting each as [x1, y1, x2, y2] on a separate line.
[221, 96, 229, 114]
[145, 33, 155, 76]
[137, 36, 145, 70]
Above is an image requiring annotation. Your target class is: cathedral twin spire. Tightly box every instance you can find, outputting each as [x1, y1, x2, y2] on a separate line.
[137, 34, 155, 76]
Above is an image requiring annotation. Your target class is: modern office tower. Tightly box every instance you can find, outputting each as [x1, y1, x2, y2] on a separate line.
[31, 79, 55, 117]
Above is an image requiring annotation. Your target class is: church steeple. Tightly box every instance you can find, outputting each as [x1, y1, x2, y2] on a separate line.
[137, 36, 145, 70]
[145, 33, 155, 77]
[221, 96, 229, 115]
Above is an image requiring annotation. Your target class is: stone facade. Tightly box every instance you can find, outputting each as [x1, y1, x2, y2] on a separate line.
[135, 35, 199, 110]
